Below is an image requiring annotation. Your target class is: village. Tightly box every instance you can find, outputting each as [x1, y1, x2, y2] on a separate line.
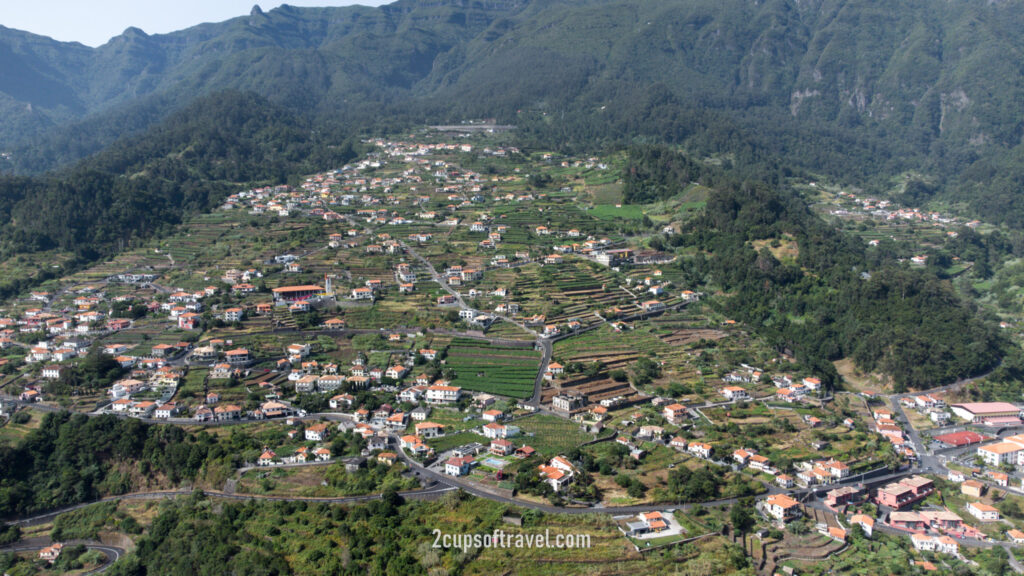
[3, 131, 1024, 575]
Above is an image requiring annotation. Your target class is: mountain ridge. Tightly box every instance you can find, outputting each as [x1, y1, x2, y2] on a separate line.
[0, 0, 1022, 223]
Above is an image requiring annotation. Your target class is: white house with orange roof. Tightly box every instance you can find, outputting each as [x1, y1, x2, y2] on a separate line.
[329, 394, 355, 410]
[850, 514, 874, 537]
[224, 348, 251, 365]
[414, 421, 445, 439]
[749, 454, 773, 473]
[351, 287, 374, 300]
[305, 422, 332, 442]
[400, 434, 431, 455]
[154, 403, 180, 419]
[549, 456, 574, 473]
[826, 460, 851, 479]
[967, 502, 1000, 522]
[483, 422, 519, 439]
[385, 365, 409, 380]
[286, 343, 311, 359]
[490, 439, 515, 456]
[687, 442, 712, 459]
[426, 384, 462, 404]
[538, 458, 574, 491]
[445, 455, 474, 476]
[258, 450, 277, 466]
[641, 300, 665, 313]
[663, 403, 688, 424]
[625, 511, 672, 536]
[214, 405, 242, 421]
[482, 409, 504, 422]
[802, 377, 822, 391]
[763, 494, 802, 522]
[39, 543, 63, 563]
[721, 386, 749, 401]
[912, 534, 959, 555]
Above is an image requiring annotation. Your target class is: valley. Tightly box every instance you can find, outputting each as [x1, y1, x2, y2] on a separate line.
[0, 127, 1021, 575]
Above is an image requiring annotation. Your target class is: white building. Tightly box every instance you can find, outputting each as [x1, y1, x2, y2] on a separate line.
[976, 434, 1024, 468]
[482, 423, 519, 439]
[967, 502, 1000, 522]
[426, 385, 462, 404]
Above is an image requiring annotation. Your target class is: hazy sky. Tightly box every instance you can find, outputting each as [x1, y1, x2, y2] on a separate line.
[0, 1, 390, 47]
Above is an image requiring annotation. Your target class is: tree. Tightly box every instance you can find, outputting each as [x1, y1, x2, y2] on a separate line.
[627, 480, 646, 499]
[730, 499, 755, 534]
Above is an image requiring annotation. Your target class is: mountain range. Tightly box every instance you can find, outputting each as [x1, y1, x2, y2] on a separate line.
[0, 0, 1021, 225]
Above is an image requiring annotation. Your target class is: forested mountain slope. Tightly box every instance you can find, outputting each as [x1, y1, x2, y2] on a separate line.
[0, 0, 1020, 225]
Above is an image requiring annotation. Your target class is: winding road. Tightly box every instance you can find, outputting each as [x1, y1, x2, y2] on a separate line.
[0, 240, 1017, 569]
[0, 539, 123, 574]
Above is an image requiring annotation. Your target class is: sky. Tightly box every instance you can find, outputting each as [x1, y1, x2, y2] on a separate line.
[0, 1, 390, 47]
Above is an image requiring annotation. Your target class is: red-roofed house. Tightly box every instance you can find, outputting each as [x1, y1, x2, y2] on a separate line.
[491, 439, 515, 456]
[445, 456, 474, 476]
[875, 476, 934, 509]
[663, 403, 688, 424]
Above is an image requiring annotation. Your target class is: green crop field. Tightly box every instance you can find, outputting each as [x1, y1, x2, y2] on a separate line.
[445, 338, 540, 398]
[588, 204, 645, 220]
[514, 414, 594, 456]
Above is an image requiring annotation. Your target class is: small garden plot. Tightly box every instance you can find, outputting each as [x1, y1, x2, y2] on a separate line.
[175, 369, 209, 402]
[483, 320, 536, 341]
[425, 431, 484, 453]
[410, 407, 485, 434]
[515, 414, 594, 456]
[238, 460, 417, 497]
[588, 204, 645, 221]
[554, 324, 670, 359]
[445, 339, 541, 398]
[0, 408, 45, 445]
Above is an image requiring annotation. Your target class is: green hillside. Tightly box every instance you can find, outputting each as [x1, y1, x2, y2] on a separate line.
[0, 0, 1020, 227]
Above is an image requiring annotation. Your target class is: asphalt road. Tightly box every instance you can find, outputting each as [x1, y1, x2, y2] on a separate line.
[0, 249, 1014, 564]
[4, 482, 458, 529]
[0, 539, 124, 574]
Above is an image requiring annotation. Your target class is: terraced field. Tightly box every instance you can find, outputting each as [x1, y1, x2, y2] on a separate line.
[483, 320, 535, 341]
[515, 413, 595, 456]
[445, 338, 540, 398]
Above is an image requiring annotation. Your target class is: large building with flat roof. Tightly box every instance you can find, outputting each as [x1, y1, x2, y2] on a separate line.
[272, 285, 323, 302]
[933, 430, 990, 448]
[951, 402, 1022, 425]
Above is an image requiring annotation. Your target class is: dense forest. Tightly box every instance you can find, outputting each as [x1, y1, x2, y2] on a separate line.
[0, 412, 239, 518]
[95, 492, 750, 576]
[693, 184, 1002, 391]
[0, 91, 362, 299]
[0, 410, 385, 520]
[621, 145, 1006, 391]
